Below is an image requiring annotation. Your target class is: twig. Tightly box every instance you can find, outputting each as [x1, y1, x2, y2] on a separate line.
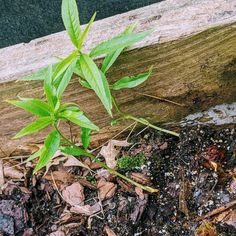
[90, 122, 136, 153]
[136, 92, 186, 107]
[200, 199, 236, 220]
[50, 171, 65, 201]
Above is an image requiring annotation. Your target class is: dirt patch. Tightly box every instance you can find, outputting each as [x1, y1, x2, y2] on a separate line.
[0, 126, 236, 235]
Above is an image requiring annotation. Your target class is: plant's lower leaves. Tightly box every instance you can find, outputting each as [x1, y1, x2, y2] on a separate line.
[61, 146, 88, 157]
[19, 63, 58, 81]
[34, 130, 60, 173]
[112, 69, 152, 90]
[7, 98, 51, 117]
[59, 109, 99, 131]
[79, 53, 112, 116]
[27, 148, 45, 162]
[81, 127, 91, 149]
[14, 117, 52, 139]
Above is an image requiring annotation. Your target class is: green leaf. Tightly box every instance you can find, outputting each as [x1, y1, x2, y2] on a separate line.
[14, 117, 52, 139]
[56, 58, 77, 98]
[20, 63, 58, 81]
[62, 0, 81, 48]
[34, 130, 60, 173]
[52, 51, 78, 80]
[7, 98, 51, 117]
[79, 53, 112, 116]
[44, 65, 57, 108]
[59, 109, 99, 131]
[27, 148, 45, 162]
[77, 12, 96, 49]
[61, 146, 87, 157]
[90, 30, 152, 57]
[73, 60, 84, 78]
[58, 103, 80, 113]
[101, 24, 136, 73]
[112, 69, 152, 90]
[79, 79, 91, 89]
[81, 127, 91, 149]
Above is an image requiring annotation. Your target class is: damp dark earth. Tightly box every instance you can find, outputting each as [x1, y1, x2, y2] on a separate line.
[0, 125, 236, 236]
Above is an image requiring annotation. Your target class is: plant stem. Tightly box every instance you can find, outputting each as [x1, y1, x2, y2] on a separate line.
[112, 95, 179, 137]
[55, 124, 158, 193]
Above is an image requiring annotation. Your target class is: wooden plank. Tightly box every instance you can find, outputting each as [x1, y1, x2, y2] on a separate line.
[0, 0, 236, 156]
[0, 0, 235, 83]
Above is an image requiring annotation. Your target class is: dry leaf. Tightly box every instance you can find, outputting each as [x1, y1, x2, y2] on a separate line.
[62, 182, 84, 206]
[100, 140, 131, 169]
[45, 153, 67, 175]
[194, 221, 218, 236]
[214, 209, 236, 229]
[63, 155, 91, 170]
[104, 226, 118, 236]
[228, 177, 236, 194]
[49, 231, 65, 236]
[135, 187, 145, 200]
[97, 178, 117, 201]
[3, 162, 24, 179]
[130, 193, 148, 223]
[71, 202, 101, 216]
[43, 171, 74, 186]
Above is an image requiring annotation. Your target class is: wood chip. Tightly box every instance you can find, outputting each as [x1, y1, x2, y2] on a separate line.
[97, 178, 117, 201]
[3, 162, 24, 179]
[70, 202, 101, 216]
[104, 226, 118, 236]
[130, 172, 150, 185]
[63, 155, 91, 170]
[62, 182, 84, 206]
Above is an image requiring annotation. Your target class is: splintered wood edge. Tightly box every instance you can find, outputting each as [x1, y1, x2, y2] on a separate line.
[0, 0, 236, 83]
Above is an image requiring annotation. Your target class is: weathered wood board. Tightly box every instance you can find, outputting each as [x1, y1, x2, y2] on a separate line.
[0, 0, 236, 156]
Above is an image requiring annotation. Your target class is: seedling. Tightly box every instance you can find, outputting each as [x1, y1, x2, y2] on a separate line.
[7, 0, 179, 193]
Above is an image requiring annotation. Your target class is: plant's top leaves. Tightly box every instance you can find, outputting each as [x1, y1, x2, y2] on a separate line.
[90, 30, 152, 57]
[34, 130, 60, 173]
[79, 53, 112, 116]
[62, 0, 81, 48]
[101, 23, 136, 73]
[112, 68, 152, 90]
[7, 98, 52, 117]
[77, 12, 96, 50]
[14, 116, 52, 139]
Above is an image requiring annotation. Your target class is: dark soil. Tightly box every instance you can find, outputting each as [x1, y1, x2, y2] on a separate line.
[1, 125, 236, 236]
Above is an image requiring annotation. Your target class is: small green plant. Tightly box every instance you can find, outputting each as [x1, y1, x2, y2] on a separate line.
[117, 154, 145, 170]
[7, 0, 179, 193]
